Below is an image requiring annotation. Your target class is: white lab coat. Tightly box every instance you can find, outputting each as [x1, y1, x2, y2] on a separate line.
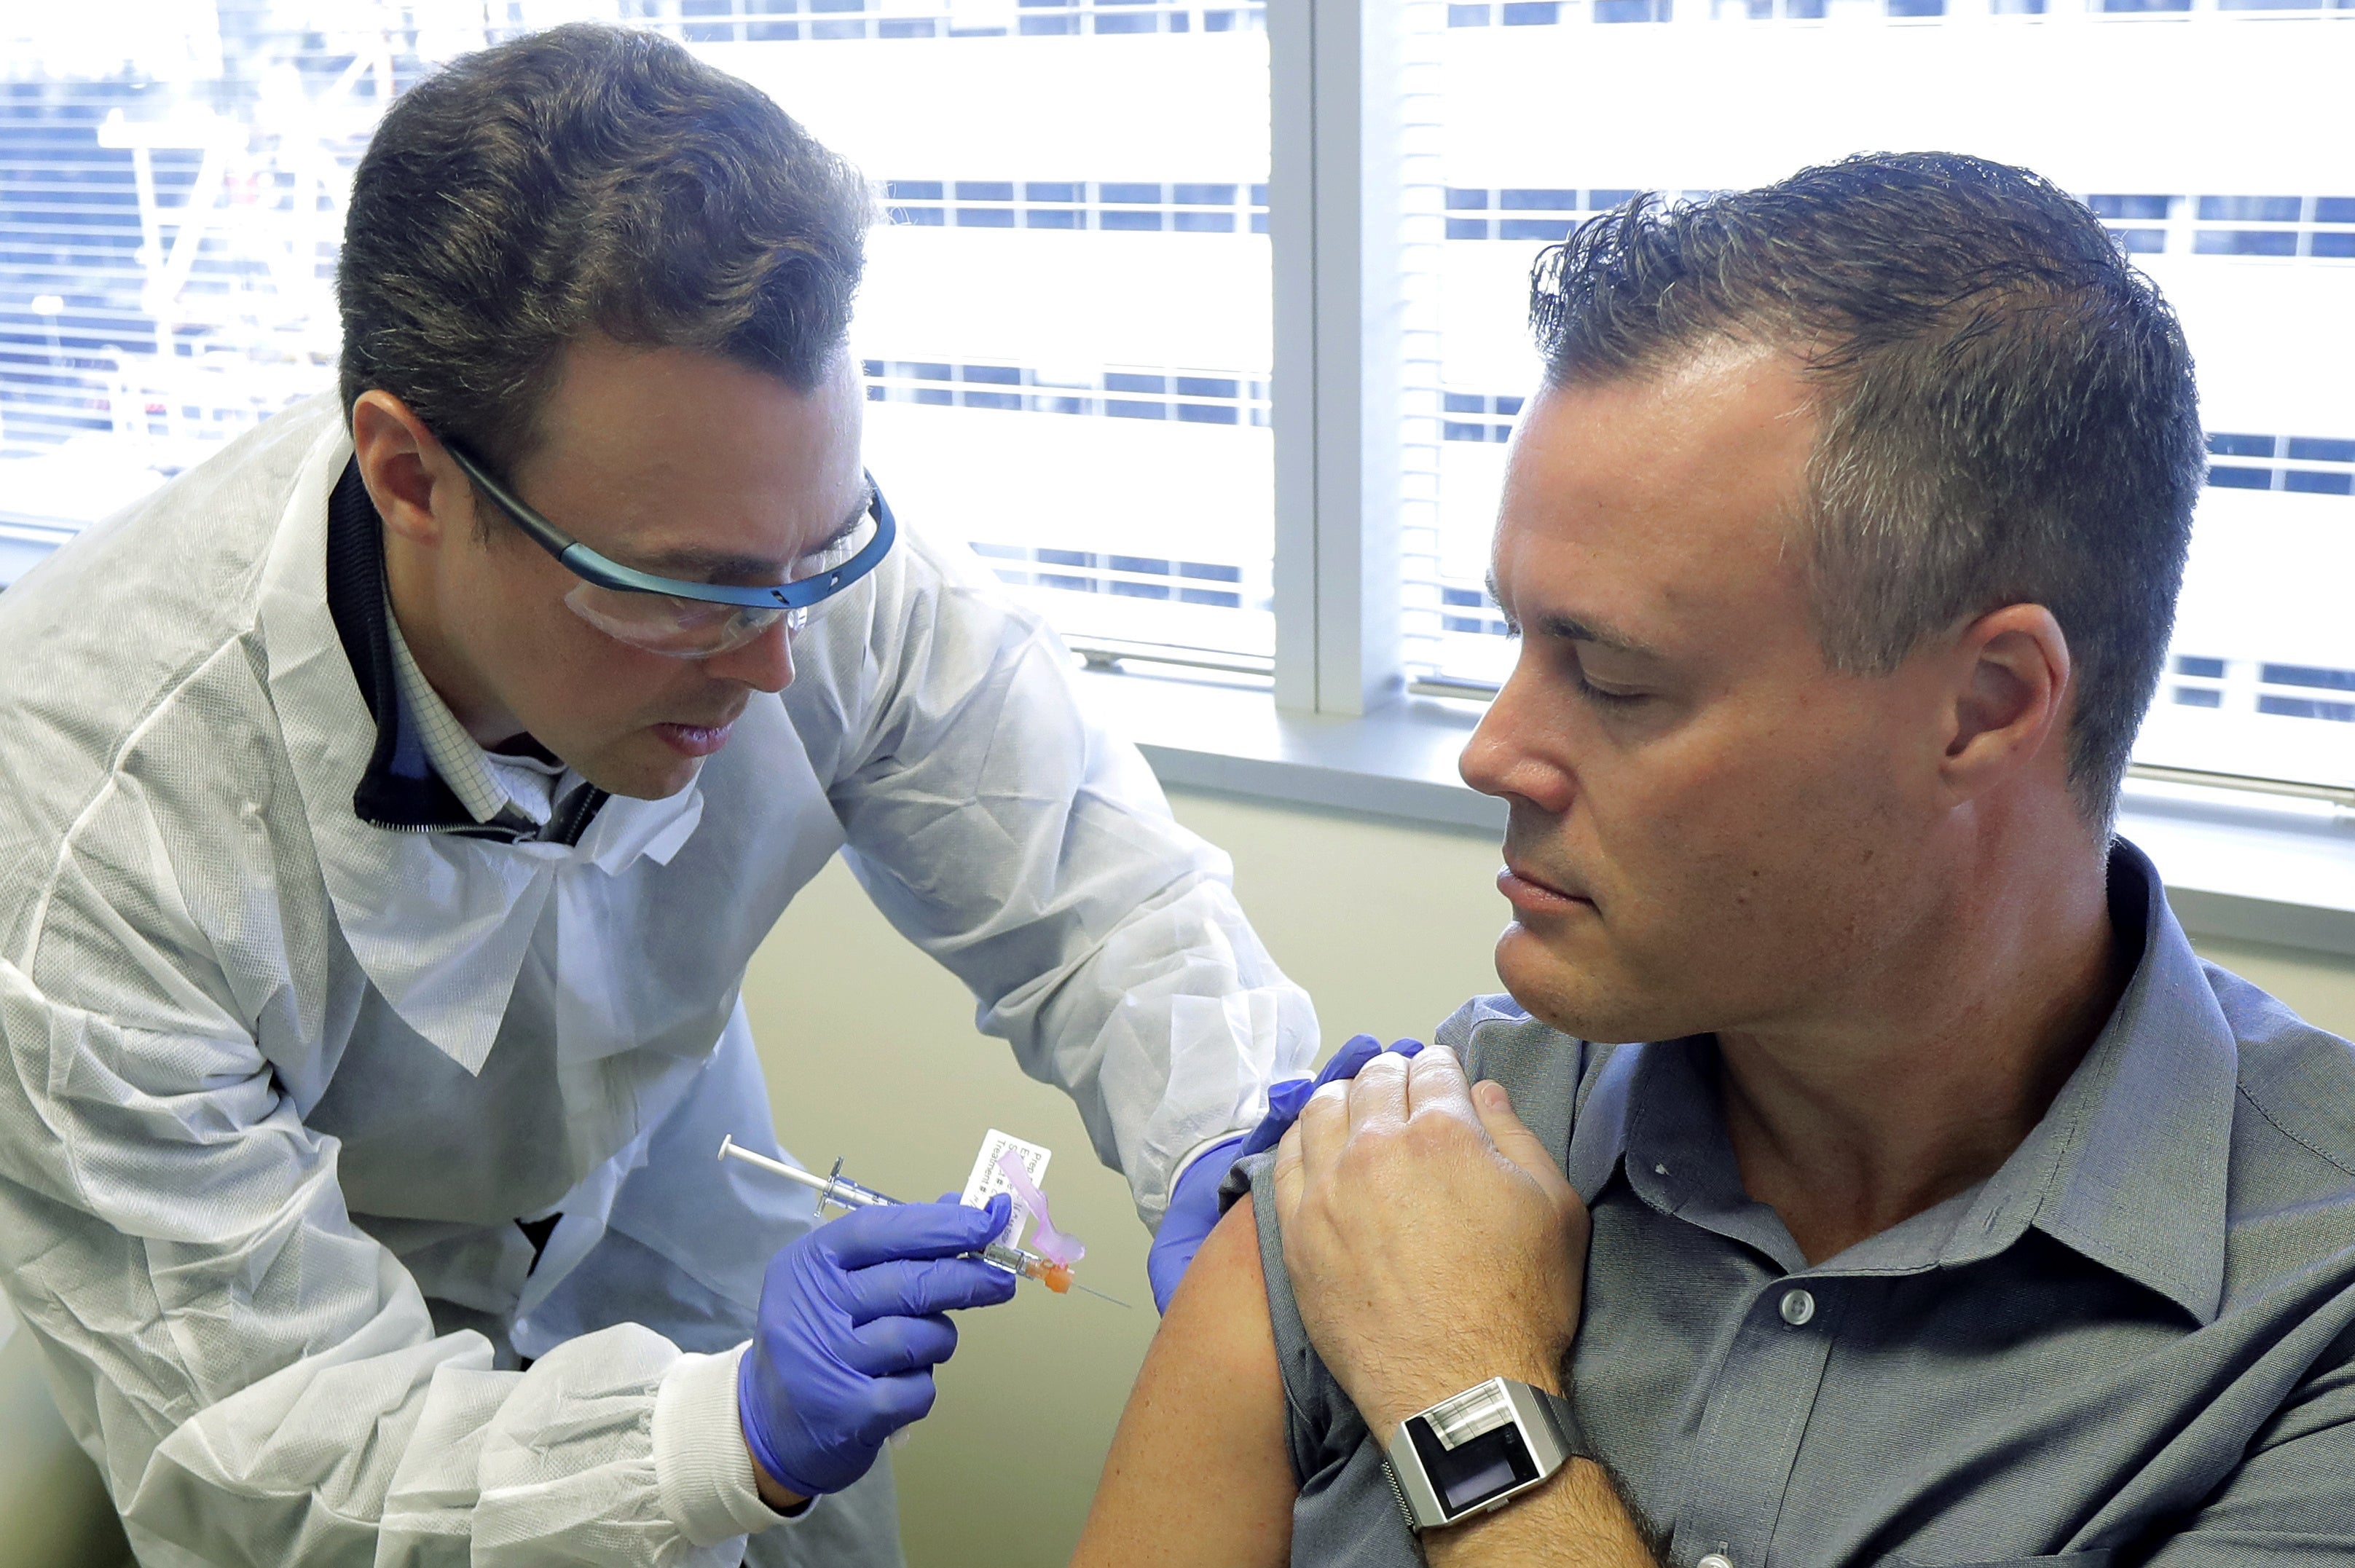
[0, 394, 1316, 1566]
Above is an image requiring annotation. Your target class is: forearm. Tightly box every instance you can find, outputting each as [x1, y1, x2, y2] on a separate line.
[1421, 1458, 1659, 1568]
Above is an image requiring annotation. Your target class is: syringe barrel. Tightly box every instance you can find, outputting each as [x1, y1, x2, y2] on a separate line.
[980, 1241, 1042, 1276]
[822, 1175, 903, 1210]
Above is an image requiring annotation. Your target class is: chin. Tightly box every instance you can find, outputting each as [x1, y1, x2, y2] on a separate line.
[573, 739, 705, 802]
[1494, 924, 1678, 1047]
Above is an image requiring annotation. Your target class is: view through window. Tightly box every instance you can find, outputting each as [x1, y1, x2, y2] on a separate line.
[6, 2, 2349, 789]
[1406, 1, 2355, 791]
[0, 1, 1276, 667]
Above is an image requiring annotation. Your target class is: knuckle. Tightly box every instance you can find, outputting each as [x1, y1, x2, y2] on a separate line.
[1399, 1111, 1464, 1156]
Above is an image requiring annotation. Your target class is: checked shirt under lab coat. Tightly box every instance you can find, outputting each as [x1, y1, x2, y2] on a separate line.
[0, 394, 1316, 1566]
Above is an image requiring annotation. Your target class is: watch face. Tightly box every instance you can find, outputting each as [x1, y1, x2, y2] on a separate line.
[1408, 1414, 1541, 1518]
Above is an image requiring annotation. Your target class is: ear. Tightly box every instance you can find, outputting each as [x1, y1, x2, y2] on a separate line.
[1938, 602, 2072, 803]
[350, 390, 473, 549]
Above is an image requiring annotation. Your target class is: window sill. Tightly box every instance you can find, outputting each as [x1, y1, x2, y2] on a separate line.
[1073, 666, 2355, 961]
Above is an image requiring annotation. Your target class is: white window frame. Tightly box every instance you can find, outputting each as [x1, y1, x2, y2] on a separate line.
[1268, 0, 1408, 717]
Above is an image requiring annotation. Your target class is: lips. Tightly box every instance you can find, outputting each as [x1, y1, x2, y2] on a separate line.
[652, 720, 736, 757]
[1498, 858, 1595, 914]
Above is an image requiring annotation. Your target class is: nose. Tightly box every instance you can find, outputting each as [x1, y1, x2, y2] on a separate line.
[702, 615, 796, 693]
[1458, 658, 1574, 815]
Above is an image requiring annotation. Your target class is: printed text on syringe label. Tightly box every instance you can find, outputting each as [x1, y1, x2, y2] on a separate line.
[961, 1129, 1051, 1250]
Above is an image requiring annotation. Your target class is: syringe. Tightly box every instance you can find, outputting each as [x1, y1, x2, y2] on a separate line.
[717, 1136, 1130, 1307]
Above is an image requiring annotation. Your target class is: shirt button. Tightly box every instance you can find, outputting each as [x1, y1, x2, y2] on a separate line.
[1779, 1288, 1816, 1326]
[1698, 1555, 1737, 1568]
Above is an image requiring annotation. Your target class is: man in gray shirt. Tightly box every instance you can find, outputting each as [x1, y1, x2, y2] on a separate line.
[1071, 154, 2355, 1567]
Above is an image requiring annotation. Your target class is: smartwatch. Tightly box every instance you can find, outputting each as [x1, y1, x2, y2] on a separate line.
[1380, 1377, 1587, 1532]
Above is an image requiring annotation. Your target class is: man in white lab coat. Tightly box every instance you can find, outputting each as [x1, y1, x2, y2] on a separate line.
[0, 24, 1313, 1567]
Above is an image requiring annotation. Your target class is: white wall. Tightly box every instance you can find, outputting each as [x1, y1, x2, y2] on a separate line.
[6, 784, 2351, 1568]
[0, 1299, 129, 1567]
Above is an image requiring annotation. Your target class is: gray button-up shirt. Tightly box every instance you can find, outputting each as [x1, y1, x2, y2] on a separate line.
[1246, 843, 2355, 1567]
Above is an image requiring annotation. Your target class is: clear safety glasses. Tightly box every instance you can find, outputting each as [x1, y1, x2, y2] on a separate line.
[443, 442, 897, 659]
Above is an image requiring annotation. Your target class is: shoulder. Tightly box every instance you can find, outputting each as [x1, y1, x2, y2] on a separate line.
[1437, 992, 1578, 1076]
[782, 484, 1072, 759]
[2214, 960, 2355, 1188]
[1246, 992, 1600, 1449]
[1436, 993, 1605, 1167]
[5, 395, 329, 654]
[0, 409, 333, 1004]
[0, 400, 325, 763]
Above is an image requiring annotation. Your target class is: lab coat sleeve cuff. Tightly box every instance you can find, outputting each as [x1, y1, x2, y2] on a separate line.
[654, 1342, 804, 1547]
[1168, 1130, 1249, 1200]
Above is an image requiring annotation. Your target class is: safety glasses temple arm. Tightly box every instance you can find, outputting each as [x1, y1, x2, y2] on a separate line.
[441, 439, 583, 567]
[439, 440, 896, 610]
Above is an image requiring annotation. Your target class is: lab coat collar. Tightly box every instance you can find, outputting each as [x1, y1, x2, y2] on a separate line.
[258, 401, 709, 1075]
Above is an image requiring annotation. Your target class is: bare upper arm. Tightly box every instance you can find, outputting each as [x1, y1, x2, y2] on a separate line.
[1071, 1198, 1296, 1568]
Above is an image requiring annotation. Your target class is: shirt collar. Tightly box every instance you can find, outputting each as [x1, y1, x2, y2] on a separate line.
[325, 456, 607, 844]
[382, 599, 565, 830]
[1948, 840, 2236, 1324]
[1560, 840, 2237, 1325]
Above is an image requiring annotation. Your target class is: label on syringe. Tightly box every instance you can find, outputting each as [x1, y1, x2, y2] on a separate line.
[960, 1129, 1051, 1250]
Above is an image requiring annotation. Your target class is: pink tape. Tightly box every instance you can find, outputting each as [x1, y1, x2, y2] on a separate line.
[996, 1149, 1085, 1267]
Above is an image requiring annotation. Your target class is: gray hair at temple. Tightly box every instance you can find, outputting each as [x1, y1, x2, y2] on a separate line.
[1528, 151, 2206, 834]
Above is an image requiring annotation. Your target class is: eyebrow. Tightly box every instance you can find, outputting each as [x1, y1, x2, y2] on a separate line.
[1485, 570, 1660, 658]
[631, 486, 873, 580]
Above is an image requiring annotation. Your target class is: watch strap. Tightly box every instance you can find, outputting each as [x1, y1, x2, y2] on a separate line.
[1536, 1385, 1589, 1463]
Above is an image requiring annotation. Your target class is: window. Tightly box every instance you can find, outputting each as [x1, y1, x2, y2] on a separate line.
[1, 9, 391, 578]
[4, 1, 2348, 798]
[0, 1, 1275, 669]
[721, 7, 1275, 667]
[1392, 1, 2355, 792]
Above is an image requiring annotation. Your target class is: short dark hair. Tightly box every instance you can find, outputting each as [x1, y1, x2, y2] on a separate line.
[337, 23, 868, 471]
[1530, 152, 2204, 831]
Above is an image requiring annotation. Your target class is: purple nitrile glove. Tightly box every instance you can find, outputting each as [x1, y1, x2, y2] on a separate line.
[1147, 1133, 1246, 1314]
[738, 1192, 1015, 1501]
[1144, 1035, 1428, 1312]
